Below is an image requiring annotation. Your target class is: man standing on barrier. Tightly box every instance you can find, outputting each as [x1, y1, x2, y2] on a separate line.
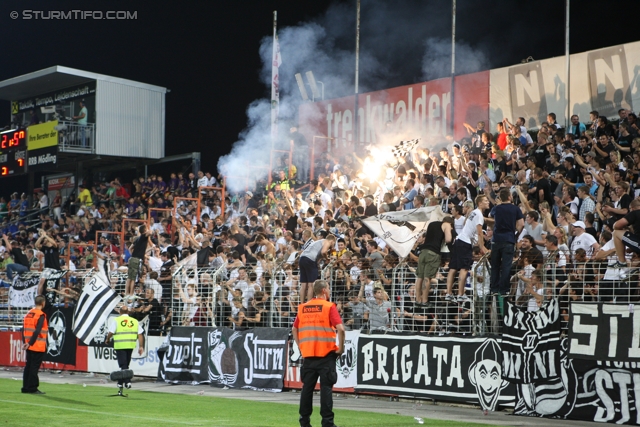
[106, 306, 144, 392]
[293, 280, 345, 427]
[299, 234, 336, 303]
[125, 225, 152, 301]
[489, 189, 524, 295]
[21, 295, 48, 394]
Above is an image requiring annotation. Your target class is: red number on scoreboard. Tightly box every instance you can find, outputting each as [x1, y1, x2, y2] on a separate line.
[1, 166, 7, 176]
[17, 158, 23, 166]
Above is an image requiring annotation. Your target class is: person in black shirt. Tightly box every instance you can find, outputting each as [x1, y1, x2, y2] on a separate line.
[414, 220, 452, 307]
[363, 195, 378, 217]
[35, 229, 61, 296]
[612, 199, 640, 267]
[139, 288, 163, 335]
[2, 234, 30, 281]
[126, 225, 152, 300]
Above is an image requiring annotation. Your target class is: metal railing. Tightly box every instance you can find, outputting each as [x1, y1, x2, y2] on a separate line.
[57, 121, 95, 153]
[3, 247, 638, 338]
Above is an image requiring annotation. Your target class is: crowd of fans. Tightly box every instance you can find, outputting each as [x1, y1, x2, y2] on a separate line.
[2, 109, 640, 335]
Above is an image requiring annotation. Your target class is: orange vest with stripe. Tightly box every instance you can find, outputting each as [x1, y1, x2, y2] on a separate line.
[23, 308, 48, 353]
[297, 299, 339, 358]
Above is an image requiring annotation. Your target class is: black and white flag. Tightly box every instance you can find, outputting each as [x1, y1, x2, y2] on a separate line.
[72, 263, 121, 344]
[391, 138, 420, 158]
[501, 298, 562, 384]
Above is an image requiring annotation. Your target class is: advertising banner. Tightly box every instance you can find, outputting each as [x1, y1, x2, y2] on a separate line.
[27, 120, 58, 151]
[88, 335, 164, 377]
[28, 145, 58, 172]
[12, 82, 96, 114]
[568, 303, 640, 361]
[0, 331, 88, 371]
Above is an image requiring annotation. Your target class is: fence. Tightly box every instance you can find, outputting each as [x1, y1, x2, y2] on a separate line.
[2, 248, 638, 337]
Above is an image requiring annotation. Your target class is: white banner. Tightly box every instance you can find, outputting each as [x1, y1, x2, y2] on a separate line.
[87, 335, 164, 377]
[335, 330, 359, 388]
[362, 206, 445, 258]
[8, 275, 39, 307]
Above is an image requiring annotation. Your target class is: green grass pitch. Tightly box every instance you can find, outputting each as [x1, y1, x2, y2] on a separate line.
[0, 379, 498, 427]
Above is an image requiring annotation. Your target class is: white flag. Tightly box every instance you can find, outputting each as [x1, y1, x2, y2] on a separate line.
[72, 265, 121, 345]
[362, 206, 445, 258]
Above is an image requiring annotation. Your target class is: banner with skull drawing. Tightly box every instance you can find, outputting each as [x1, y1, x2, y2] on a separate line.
[208, 327, 289, 392]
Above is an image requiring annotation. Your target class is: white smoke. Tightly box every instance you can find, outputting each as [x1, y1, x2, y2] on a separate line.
[218, 1, 491, 193]
[421, 37, 489, 81]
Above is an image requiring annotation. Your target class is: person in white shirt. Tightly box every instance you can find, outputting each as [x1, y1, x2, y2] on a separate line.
[570, 221, 599, 262]
[196, 171, 208, 193]
[205, 172, 217, 187]
[446, 195, 489, 302]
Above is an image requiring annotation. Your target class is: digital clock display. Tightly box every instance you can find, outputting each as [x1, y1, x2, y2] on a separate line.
[0, 128, 27, 177]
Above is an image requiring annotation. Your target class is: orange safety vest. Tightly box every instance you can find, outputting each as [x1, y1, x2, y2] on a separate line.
[23, 308, 48, 353]
[296, 299, 339, 358]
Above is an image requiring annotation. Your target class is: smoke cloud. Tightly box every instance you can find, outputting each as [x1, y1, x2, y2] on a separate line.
[218, 0, 491, 193]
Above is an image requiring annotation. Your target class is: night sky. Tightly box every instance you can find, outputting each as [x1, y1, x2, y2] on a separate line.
[0, 0, 639, 192]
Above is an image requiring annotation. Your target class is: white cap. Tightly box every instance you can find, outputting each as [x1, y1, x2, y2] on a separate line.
[572, 221, 586, 229]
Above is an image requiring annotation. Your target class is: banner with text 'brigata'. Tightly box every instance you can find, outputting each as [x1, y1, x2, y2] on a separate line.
[159, 327, 289, 392]
[356, 333, 516, 407]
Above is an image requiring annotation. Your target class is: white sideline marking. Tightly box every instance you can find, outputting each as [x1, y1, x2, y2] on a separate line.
[0, 398, 231, 426]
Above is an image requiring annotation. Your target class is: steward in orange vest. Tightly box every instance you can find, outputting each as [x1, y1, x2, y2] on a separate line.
[21, 295, 48, 394]
[292, 280, 345, 427]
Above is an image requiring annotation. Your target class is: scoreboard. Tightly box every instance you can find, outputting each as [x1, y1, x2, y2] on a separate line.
[0, 128, 27, 177]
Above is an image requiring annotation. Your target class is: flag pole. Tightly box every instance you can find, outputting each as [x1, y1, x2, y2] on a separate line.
[269, 11, 279, 187]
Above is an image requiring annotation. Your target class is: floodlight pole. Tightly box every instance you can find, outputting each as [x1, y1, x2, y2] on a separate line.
[354, 0, 360, 145]
[450, 0, 456, 137]
[565, 0, 570, 129]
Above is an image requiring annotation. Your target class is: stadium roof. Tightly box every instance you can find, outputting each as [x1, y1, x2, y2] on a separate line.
[0, 65, 166, 100]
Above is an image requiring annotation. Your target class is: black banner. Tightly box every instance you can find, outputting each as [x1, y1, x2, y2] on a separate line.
[208, 327, 288, 391]
[158, 327, 209, 384]
[158, 326, 289, 391]
[501, 298, 562, 384]
[567, 359, 640, 424]
[356, 333, 515, 408]
[28, 145, 58, 172]
[568, 303, 640, 361]
[43, 306, 77, 365]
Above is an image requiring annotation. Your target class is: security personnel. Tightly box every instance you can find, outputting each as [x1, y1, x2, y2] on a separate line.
[106, 306, 144, 390]
[22, 295, 48, 394]
[292, 280, 345, 427]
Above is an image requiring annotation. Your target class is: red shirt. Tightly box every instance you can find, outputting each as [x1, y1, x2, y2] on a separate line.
[497, 132, 508, 150]
[293, 298, 342, 328]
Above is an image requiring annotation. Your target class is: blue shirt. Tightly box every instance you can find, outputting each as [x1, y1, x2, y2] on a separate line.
[403, 188, 417, 210]
[490, 203, 524, 244]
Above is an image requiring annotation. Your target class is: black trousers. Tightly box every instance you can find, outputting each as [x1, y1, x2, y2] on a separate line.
[22, 350, 45, 393]
[116, 348, 133, 385]
[299, 352, 338, 427]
